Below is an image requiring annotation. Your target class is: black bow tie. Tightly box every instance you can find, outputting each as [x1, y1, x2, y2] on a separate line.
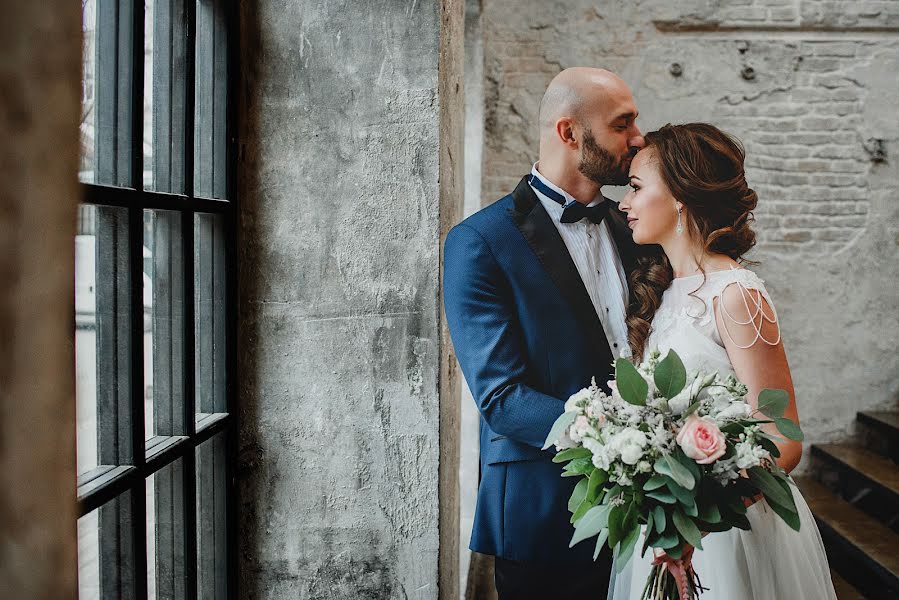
[528, 173, 610, 225]
[560, 201, 610, 224]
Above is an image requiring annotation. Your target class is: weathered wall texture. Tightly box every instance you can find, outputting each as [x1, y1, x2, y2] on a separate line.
[238, 0, 463, 598]
[0, 1, 81, 598]
[479, 0, 899, 447]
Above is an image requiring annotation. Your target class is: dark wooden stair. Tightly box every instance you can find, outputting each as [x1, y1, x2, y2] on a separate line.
[800, 409, 899, 600]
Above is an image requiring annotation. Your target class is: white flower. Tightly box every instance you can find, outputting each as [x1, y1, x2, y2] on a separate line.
[734, 439, 770, 470]
[715, 401, 752, 422]
[609, 428, 648, 465]
[637, 460, 653, 473]
[565, 388, 592, 412]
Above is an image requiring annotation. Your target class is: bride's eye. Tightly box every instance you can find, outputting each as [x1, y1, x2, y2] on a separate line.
[629, 184, 639, 193]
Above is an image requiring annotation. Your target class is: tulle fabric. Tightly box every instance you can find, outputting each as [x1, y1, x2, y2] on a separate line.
[608, 269, 836, 599]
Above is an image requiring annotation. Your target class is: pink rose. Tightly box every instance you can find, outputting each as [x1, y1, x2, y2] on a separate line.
[676, 415, 726, 465]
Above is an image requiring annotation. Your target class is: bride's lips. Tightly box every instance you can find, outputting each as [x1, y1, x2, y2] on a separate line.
[627, 217, 638, 228]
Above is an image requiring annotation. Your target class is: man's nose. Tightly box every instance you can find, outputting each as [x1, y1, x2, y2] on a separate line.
[630, 127, 645, 149]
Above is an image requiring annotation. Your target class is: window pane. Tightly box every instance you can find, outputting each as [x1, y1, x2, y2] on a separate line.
[144, 209, 185, 440]
[80, 0, 98, 184]
[145, 0, 189, 193]
[147, 458, 187, 600]
[194, 213, 226, 417]
[196, 433, 227, 600]
[194, 0, 228, 199]
[78, 491, 137, 600]
[94, 0, 137, 187]
[76, 205, 133, 475]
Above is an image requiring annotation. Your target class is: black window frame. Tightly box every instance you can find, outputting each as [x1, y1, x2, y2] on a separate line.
[76, 1, 239, 599]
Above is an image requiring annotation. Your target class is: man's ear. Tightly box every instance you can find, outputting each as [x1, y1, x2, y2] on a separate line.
[555, 117, 578, 148]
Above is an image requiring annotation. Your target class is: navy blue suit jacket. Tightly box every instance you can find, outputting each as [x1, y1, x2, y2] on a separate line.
[444, 176, 644, 564]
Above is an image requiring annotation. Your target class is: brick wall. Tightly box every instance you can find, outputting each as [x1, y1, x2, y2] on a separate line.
[478, 0, 899, 445]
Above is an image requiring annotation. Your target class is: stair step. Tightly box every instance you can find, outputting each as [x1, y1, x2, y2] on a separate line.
[831, 568, 866, 600]
[811, 443, 899, 533]
[858, 411, 899, 463]
[796, 476, 899, 599]
[812, 443, 899, 497]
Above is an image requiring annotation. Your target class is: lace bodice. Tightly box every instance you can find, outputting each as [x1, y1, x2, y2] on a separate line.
[646, 268, 777, 377]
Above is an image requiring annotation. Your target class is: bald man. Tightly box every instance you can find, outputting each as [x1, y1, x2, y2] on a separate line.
[444, 69, 647, 597]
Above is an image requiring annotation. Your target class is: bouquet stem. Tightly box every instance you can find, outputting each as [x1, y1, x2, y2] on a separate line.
[640, 562, 706, 600]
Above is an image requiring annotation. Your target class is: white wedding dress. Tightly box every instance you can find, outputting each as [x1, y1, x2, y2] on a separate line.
[609, 268, 837, 600]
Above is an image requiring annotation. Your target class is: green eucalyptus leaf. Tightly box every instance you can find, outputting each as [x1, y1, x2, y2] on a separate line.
[747, 467, 793, 509]
[615, 358, 648, 406]
[568, 479, 589, 513]
[757, 389, 789, 418]
[767, 496, 801, 531]
[654, 350, 687, 399]
[607, 505, 627, 549]
[698, 502, 722, 524]
[646, 489, 677, 504]
[672, 509, 703, 550]
[570, 496, 594, 524]
[569, 504, 611, 547]
[653, 505, 667, 533]
[553, 447, 592, 463]
[643, 475, 668, 491]
[593, 528, 610, 560]
[562, 457, 594, 477]
[542, 411, 578, 450]
[586, 468, 607, 502]
[655, 454, 695, 490]
[774, 417, 804, 442]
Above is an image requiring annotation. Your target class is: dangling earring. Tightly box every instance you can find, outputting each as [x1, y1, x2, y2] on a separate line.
[676, 207, 684, 236]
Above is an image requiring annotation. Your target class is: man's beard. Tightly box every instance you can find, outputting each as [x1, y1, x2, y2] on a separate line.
[578, 129, 632, 186]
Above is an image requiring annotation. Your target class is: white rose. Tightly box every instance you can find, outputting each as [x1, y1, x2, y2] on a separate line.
[610, 428, 648, 465]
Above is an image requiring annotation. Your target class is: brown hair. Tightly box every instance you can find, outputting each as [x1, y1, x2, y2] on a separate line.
[626, 123, 758, 360]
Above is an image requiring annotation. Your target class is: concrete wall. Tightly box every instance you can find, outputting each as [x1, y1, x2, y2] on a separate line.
[237, 0, 463, 597]
[479, 0, 899, 448]
[0, 1, 81, 598]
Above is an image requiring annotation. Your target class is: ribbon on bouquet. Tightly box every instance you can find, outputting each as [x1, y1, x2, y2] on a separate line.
[652, 547, 696, 600]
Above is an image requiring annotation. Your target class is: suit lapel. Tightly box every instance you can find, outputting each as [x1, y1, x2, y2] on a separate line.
[507, 176, 606, 343]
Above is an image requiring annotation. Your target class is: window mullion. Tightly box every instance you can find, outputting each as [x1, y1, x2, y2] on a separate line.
[128, 0, 148, 597]
[184, 1, 199, 598]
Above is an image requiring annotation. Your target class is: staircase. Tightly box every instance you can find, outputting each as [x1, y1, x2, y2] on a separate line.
[795, 410, 899, 600]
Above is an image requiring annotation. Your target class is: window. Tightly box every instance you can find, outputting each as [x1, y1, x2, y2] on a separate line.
[76, 1, 236, 598]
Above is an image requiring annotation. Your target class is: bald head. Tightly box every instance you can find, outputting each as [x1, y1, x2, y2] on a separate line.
[539, 68, 631, 131]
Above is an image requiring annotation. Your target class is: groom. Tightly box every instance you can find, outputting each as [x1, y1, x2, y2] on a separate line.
[444, 68, 646, 597]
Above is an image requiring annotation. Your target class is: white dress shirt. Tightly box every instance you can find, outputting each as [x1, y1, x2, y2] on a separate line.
[529, 164, 631, 358]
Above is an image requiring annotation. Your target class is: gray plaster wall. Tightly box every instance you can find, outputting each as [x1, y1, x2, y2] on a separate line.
[0, 0, 81, 597]
[238, 0, 462, 598]
[479, 0, 899, 449]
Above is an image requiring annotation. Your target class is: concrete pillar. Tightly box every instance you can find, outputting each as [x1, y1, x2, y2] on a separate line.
[0, 1, 81, 598]
[237, 0, 463, 597]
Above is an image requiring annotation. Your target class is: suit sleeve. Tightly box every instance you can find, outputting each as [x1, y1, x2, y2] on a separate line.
[443, 223, 565, 449]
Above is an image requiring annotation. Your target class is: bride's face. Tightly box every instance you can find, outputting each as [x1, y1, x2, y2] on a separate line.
[619, 148, 681, 245]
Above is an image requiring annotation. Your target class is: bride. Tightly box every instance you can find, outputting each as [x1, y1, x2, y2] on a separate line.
[609, 123, 837, 599]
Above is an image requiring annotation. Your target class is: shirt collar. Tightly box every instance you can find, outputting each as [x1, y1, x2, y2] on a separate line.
[529, 163, 604, 212]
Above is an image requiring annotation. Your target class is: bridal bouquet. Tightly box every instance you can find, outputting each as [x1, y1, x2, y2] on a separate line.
[543, 349, 803, 600]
